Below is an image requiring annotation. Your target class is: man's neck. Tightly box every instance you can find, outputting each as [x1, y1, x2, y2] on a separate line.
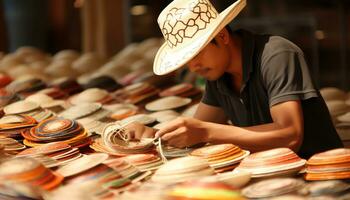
[226, 33, 243, 93]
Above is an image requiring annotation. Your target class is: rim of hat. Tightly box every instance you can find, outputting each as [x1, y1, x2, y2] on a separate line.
[153, 0, 246, 75]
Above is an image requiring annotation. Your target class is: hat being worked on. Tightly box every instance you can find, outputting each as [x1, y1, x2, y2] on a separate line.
[153, 0, 246, 75]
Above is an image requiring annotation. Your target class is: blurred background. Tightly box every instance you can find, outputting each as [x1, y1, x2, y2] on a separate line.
[0, 0, 349, 89]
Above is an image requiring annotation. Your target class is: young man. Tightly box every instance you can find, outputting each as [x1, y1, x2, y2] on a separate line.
[127, 0, 342, 158]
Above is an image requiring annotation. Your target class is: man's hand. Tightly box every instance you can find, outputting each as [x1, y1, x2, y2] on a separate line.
[124, 122, 157, 140]
[155, 117, 209, 148]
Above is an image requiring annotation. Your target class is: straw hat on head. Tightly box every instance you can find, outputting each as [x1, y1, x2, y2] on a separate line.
[153, 0, 246, 75]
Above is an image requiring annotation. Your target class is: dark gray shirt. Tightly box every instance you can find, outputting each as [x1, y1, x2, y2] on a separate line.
[202, 30, 342, 158]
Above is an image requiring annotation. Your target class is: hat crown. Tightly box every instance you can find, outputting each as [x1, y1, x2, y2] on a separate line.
[158, 0, 219, 49]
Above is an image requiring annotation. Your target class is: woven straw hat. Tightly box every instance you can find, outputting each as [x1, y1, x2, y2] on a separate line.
[153, 0, 246, 75]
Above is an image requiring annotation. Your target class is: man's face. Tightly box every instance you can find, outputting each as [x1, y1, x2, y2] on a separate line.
[186, 38, 230, 81]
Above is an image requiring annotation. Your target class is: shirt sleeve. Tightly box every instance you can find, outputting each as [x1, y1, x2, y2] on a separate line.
[261, 50, 318, 107]
[201, 81, 220, 107]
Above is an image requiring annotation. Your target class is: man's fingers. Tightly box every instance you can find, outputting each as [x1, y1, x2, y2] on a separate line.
[161, 127, 185, 141]
[155, 118, 185, 138]
[124, 122, 144, 140]
[167, 137, 186, 148]
[142, 127, 157, 138]
[123, 122, 157, 140]
[124, 129, 135, 140]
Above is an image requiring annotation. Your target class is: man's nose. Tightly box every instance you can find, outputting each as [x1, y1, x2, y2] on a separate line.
[187, 58, 201, 72]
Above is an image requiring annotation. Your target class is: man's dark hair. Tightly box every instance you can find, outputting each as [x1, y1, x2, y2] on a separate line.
[210, 25, 233, 45]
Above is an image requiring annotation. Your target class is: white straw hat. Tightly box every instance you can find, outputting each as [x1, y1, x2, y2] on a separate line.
[153, 0, 246, 75]
[25, 93, 65, 109]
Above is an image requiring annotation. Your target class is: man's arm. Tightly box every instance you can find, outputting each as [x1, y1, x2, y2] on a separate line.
[124, 102, 227, 140]
[194, 102, 228, 124]
[156, 100, 304, 152]
[205, 100, 304, 152]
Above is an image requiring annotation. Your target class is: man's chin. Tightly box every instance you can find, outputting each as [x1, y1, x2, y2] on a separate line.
[195, 71, 220, 81]
[203, 76, 218, 81]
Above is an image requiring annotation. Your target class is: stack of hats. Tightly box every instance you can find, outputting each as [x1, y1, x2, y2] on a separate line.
[83, 75, 122, 92]
[17, 142, 82, 167]
[241, 178, 304, 199]
[103, 103, 138, 113]
[132, 71, 165, 85]
[0, 88, 17, 108]
[25, 93, 65, 113]
[149, 110, 180, 123]
[190, 144, 250, 173]
[157, 145, 195, 158]
[36, 87, 67, 99]
[0, 137, 26, 153]
[76, 117, 106, 135]
[202, 171, 251, 189]
[3, 100, 53, 122]
[145, 96, 192, 112]
[102, 122, 155, 154]
[320, 87, 348, 102]
[71, 52, 104, 75]
[123, 153, 164, 172]
[152, 156, 215, 184]
[58, 103, 110, 121]
[114, 82, 159, 104]
[119, 114, 156, 126]
[159, 83, 201, 98]
[305, 180, 350, 197]
[235, 148, 306, 178]
[320, 87, 350, 124]
[103, 158, 149, 183]
[68, 88, 114, 105]
[320, 87, 350, 147]
[88, 60, 130, 83]
[337, 112, 350, 124]
[50, 77, 82, 95]
[45, 59, 75, 78]
[16, 154, 59, 169]
[167, 179, 245, 200]
[0, 73, 12, 88]
[56, 153, 108, 176]
[335, 113, 350, 147]
[119, 182, 169, 200]
[110, 107, 138, 121]
[118, 70, 145, 86]
[66, 163, 131, 190]
[0, 144, 6, 160]
[0, 157, 63, 190]
[89, 138, 121, 155]
[0, 114, 37, 139]
[107, 103, 139, 120]
[305, 148, 350, 180]
[56, 153, 131, 190]
[325, 100, 349, 119]
[5, 76, 46, 96]
[47, 179, 115, 200]
[0, 182, 44, 200]
[53, 49, 80, 61]
[21, 117, 90, 148]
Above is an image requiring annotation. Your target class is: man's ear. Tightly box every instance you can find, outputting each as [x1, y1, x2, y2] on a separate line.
[217, 28, 230, 44]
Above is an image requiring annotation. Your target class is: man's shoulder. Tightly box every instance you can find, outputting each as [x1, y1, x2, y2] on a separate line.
[263, 36, 303, 57]
[260, 36, 304, 67]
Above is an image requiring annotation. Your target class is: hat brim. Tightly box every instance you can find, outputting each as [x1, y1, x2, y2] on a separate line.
[153, 0, 246, 75]
[41, 100, 65, 108]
